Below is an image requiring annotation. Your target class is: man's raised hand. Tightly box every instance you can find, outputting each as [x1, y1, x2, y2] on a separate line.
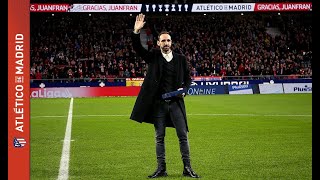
[134, 13, 146, 33]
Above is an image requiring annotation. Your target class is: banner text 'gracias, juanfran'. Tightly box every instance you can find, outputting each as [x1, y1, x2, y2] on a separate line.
[29, 2, 312, 12]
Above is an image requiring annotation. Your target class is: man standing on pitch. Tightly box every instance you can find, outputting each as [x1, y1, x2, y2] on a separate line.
[130, 13, 200, 178]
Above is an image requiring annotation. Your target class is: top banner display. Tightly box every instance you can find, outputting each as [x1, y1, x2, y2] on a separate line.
[70, 4, 142, 12]
[30, 2, 312, 13]
[191, 3, 255, 12]
[254, 2, 312, 11]
[30, 4, 70, 12]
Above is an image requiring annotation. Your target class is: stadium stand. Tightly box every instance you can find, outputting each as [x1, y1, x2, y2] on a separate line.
[30, 11, 311, 81]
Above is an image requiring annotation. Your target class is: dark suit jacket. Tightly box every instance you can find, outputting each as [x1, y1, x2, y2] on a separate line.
[130, 32, 192, 131]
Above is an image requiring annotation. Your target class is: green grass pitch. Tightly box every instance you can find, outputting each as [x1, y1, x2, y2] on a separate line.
[30, 94, 312, 180]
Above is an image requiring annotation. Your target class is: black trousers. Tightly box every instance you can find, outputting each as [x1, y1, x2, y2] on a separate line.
[152, 99, 190, 164]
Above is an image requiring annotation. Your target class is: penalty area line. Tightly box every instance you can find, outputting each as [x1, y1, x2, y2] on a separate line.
[57, 98, 74, 180]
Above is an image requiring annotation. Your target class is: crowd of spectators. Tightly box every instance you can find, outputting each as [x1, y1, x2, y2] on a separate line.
[30, 12, 312, 81]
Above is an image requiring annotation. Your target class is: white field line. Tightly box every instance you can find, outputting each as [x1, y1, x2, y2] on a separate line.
[57, 98, 74, 180]
[32, 113, 311, 119]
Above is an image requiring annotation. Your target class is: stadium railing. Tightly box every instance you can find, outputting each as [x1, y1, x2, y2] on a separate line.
[30, 75, 312, 83]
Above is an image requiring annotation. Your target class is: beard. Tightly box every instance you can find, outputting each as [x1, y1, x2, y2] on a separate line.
[161, 45, 171, 53]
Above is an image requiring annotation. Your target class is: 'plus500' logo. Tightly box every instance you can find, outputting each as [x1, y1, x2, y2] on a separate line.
[293, 86, 312, 92]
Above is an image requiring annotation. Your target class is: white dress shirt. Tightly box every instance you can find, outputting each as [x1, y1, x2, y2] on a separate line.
[162, 51, 173, 62]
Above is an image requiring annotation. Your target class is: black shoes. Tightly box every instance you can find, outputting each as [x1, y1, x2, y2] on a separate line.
[183, 166, 200, 178]
[148, 162, 200, 178]
[148, 164, 168, 178]
[148, 169, 168, 178]
[182, 159, 200, 178]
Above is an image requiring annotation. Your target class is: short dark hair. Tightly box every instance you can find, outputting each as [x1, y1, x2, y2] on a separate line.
[158, 31, 170, 40]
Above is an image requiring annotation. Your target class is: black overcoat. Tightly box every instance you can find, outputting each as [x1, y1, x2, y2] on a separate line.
[129, 32, 192, 131]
